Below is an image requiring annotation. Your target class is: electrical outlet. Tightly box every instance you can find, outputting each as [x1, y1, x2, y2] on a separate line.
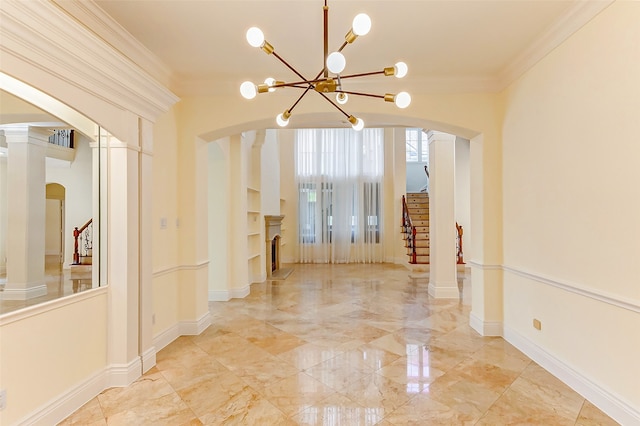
[0, 388, 7, 410]
[533, 318, 542, 330]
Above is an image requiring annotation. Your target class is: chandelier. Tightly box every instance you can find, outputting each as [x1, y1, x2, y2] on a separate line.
[239, 0, 410, 131]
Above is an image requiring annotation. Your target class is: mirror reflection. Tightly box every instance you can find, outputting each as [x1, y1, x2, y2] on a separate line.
[0, 88, 104, 314]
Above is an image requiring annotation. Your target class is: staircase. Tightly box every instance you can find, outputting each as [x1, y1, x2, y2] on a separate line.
[403, 192, 430, 264]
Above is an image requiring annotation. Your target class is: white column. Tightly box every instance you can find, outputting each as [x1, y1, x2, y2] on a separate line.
[427, 130, 458, 298]
[3, 126, 48, 300]
[228, 134, 248, 292]
[0, 131, 7, 276]
[139, 118, 155, 373]
[105, 118, 141, 386]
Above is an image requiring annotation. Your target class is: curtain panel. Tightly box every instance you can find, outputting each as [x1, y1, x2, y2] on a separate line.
[295, 128, 384, 263]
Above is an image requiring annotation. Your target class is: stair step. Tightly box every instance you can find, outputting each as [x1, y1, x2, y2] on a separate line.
[407, 193, 428, 198]
[409, 255, 430, 264]
[407, 203, 428, 208]
[408, 208, 429, 214]
[411, 214, 429, 220]
[412, 220, 428, 226]
[408, 247, 429, 255]
[415, 226, 429, 233]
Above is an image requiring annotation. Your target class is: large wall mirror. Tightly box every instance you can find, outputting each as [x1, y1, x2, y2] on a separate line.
[0, 79, 107, 315]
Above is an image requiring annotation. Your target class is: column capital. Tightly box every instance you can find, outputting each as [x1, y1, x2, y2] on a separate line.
[427, 130, 456, 144]
[2, 125, 50, 147]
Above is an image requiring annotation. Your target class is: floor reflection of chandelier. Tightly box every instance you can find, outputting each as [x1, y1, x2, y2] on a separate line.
[240, 0, 410, 131]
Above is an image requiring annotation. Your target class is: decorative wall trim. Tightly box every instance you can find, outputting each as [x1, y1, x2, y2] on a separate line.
[0, 0, 178, 122]
[428, 281, 460, 299]
[140, 347, 156, 374]
[504, 325, 640, 426]
[498, 0, 614, 90]
[152, 260, 209, 278]
[467, 260, 502, 270]
[153, 323, 180, 353]
[15, 368, 108, 426]
[0, 284, 47, 300]
[0, 286, 107, 325]
[179, 310, 211, 336]
[466, 261, 639, 313]
[106, 357, 142, 388]
[208, 285, 250, 302]
[503, 265, 640, 314]
[469, 311, 503, 337]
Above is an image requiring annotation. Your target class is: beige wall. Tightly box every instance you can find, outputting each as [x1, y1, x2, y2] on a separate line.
[0, 290, 108, 425]
[501, 0, 640, 415]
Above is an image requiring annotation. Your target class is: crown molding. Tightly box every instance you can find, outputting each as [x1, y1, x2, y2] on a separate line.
[51, 0, 176, 90]
[498, 0, 614, 90]
[0, 0, 179, 122]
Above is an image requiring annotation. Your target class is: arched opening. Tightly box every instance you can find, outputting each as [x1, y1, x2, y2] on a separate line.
[45, 182, 65, 267]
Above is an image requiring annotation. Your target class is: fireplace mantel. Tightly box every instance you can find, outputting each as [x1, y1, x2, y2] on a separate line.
[265, 215, 284, 278]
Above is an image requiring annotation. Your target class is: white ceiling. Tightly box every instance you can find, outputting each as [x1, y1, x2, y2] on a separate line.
[91, 0, 606, 96]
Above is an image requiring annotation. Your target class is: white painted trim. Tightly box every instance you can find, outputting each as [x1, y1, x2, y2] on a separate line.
[428, 281, 459, 299]
[140, 347, 156, 374]
[14, 368, 108, 426]
[469, 311, 503, 337]
[498, 0, 614, 90]
[208, 290, 231, 302]
[503, 265, 640, 313]
[152, 260, 209, 278]
[0, 284, 47, 300]
[179, 310, 211, 336]
[0, 286, 108, 325]
[466, 261, 639, 313]
[208, 285, 250, 301]
[504, 325, 640, 426]
[467, 260, 502, 270]
[106, 357, 142, 388]
[153, 323, 180, 353]
[0, 0, 178, 121]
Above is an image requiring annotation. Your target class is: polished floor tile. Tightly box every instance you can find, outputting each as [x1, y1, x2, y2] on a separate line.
[60, 263, 619, 425]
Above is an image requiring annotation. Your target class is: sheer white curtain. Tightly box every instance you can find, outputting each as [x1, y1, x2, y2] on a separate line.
[296, 128, 384, 263]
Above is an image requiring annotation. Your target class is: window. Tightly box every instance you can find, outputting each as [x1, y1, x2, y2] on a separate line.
[296, 128, 384, 263]
[406, 128, 429, 163]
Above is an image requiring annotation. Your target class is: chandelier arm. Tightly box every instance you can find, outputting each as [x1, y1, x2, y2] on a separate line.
[272, 51, 311, 82]
[337, 90, 385, 99]
[338, 70, 386, 80]
[316, 91, 350, 118]
[274, 78, 329, 88]
[288, 87, 314, 113]
[337, 41, 349, 53]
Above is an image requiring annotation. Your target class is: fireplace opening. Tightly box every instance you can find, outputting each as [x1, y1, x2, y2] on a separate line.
[271, 237, 277, 272]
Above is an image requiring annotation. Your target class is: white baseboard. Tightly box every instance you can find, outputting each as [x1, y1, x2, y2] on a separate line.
[153, 323, 180, 353]
[208, 285, 250, 301]
[179, 310, 211, 336]
[1, 284, 47, 300]
[141, 347, 156, 374]
[469, 312, 503, 336]
[106, 357, 142, 388]
[15, 368, 108, 426]
[504, 325, 640, 426]
[428, 281, 459, 299]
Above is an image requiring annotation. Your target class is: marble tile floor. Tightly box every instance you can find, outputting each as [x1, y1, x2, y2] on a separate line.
[0, 256, 94, 315]
[61, 263, 618, 425]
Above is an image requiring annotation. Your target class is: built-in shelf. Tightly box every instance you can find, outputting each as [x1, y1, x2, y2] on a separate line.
[248, 253, 260, 260]
[248, 232, 260, 237]
[247, 210, 260, 214]
[247, 186, 260, 193]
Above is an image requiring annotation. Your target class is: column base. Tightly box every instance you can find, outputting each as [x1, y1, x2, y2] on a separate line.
[1, 283, 47, 300]
[428, 281, 459, 298]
